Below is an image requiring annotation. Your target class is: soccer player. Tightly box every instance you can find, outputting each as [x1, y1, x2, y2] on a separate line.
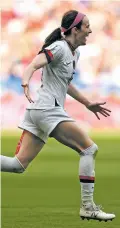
[1, 10, 115, 221]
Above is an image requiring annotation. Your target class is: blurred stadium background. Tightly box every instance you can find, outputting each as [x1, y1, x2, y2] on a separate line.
[1, 1, 120, 228]
[1, 0, 120, 130]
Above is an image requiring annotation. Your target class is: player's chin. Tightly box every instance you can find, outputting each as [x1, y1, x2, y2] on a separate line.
[80, 41, 86, 46]
[82, 42, 86, 45]
[79, 39, 87, 46]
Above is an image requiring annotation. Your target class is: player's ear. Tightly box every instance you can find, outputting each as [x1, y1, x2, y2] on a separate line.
[72, 27, 79, 35]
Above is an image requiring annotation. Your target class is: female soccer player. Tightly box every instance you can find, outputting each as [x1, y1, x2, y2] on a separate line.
[1, 10, 115, 221]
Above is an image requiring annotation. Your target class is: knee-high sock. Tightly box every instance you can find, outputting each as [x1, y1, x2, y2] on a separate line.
[79, 144, 98, 206]
[0, 155, 25, 173]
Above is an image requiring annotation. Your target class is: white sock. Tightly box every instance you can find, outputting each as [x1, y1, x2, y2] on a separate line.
[79, 144, 98, 206]
[0, 155, 25, 173]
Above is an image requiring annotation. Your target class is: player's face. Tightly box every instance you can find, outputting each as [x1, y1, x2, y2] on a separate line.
[76, 16, 92, 46]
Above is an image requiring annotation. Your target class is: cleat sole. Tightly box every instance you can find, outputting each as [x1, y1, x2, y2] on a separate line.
[80, 216, 115, 222]
[80, 216, 85, 220]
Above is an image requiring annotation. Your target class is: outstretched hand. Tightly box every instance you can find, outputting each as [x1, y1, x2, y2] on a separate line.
[86, 102, 111, 120]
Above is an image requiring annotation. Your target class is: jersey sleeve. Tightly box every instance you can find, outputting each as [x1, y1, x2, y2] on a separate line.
[38, 42, 63, 64]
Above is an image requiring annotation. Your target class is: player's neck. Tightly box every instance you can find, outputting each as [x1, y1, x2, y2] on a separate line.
[65, 37, 78, 51]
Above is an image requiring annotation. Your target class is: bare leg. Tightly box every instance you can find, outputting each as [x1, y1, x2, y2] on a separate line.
[16, 130, 45, 168]
[50, 121, 93, 151]
[1, 130, 45, 172]
[51, 121, 98, 206]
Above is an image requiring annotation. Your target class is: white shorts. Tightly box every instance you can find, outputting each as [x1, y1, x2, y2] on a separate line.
[18, 107, 74, 143]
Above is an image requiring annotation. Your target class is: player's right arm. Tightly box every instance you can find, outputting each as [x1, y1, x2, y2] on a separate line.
[22, 53, 48, 86]
[22, 53, 48, 103]
[22, 43, 63, 103]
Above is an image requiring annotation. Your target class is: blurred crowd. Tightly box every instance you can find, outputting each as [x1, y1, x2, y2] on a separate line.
[1, 0, 120, 99]
[1, 0, 120, 129]
[1, 0, 120, 101]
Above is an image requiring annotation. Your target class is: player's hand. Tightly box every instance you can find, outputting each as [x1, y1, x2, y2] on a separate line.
[86, 102, 111, 120]
[21, 84, 34, 103]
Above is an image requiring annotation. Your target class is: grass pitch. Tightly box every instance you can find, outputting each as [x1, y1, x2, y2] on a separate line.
[1, 133, 120, 228]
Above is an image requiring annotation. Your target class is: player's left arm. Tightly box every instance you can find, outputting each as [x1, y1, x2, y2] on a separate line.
[67, 83, 111, 120]
[67, 83, 90, 106]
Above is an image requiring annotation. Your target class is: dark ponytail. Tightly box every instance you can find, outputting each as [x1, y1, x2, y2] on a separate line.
[41, 10, 83, 50]
[42, 28, 62, 49]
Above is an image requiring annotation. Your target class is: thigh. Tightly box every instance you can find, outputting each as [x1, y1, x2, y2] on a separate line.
[15, 130, 45, 168]
[51, 121, 93, 153]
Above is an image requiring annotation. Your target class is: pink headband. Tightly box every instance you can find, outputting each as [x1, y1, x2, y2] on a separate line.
[61, 12, 85, 33]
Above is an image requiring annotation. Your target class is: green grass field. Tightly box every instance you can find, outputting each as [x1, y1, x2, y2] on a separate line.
[1, 133, 120, 228]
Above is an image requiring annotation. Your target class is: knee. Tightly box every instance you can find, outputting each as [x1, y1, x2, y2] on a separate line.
[82, 143, 98, 157]
[92, 143, 98, 157]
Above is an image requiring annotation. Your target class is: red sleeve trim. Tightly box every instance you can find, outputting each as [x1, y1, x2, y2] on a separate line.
[46, 50, 53, 60]
[37, 49, 53, 63]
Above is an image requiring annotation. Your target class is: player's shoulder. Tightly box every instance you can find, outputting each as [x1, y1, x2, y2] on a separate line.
[52, 40, 65, 50]
[75, 48, 80, 59]
[46, 40, 65, 53]
[75, 47, 80, 56]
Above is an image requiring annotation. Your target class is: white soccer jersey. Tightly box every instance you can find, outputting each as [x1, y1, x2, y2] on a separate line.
[27, 39, 80, 110]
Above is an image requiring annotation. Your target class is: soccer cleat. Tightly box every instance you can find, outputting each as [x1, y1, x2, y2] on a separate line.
[80, 204, 115, 222]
